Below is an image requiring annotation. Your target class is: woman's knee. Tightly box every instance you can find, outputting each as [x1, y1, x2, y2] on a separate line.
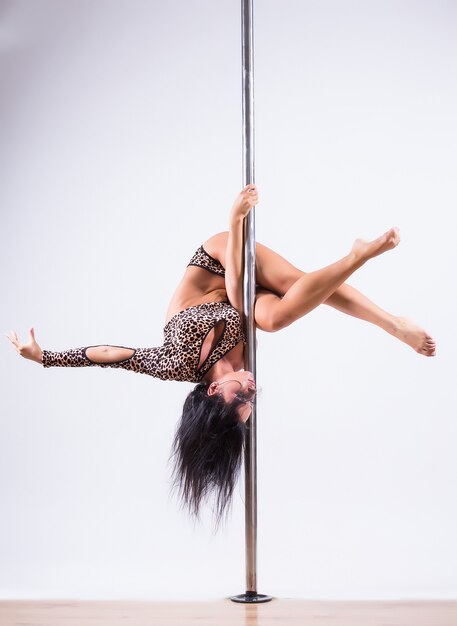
[256, 312, 292, 333]
[255, 295, 290, 333]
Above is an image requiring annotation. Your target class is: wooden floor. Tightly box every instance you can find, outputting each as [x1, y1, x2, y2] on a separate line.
[1, 599, 456, 626]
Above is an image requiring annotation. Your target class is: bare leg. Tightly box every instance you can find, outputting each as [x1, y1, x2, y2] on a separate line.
[325, 283, 436, 356]
[254, 228, 401, 330]
[204, 230, 436, 356]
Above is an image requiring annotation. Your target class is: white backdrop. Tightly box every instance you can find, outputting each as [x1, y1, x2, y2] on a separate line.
[1, 0, 456, 601]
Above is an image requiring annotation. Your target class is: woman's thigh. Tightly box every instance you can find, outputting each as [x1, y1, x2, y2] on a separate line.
[203, 231, 305, 297]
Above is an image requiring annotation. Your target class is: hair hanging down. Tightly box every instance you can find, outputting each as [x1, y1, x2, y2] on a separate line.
[170, 382, 248, 528]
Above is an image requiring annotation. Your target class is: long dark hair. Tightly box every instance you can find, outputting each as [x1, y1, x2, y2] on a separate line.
[169, 382, 247, 529]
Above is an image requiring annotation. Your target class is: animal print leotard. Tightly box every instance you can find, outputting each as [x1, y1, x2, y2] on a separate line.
[41, 247, 245, 383]
[187, 245, 226, 276]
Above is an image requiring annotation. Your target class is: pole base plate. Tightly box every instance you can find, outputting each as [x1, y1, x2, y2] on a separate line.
[229, 592, 273, 603]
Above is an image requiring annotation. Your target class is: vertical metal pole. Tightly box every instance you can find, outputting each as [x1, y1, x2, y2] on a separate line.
[230, 0, 272, 604]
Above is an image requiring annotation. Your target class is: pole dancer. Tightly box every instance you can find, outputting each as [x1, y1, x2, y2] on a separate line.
[6, 4, 435, 563]
[6, 204, 436, 522]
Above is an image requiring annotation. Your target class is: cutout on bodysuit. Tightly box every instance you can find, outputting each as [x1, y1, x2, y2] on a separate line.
[197, 320, 226, 372]
[84, 346, 136, 364]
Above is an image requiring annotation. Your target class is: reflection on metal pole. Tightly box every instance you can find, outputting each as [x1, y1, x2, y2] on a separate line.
[230, 0, 272, 605]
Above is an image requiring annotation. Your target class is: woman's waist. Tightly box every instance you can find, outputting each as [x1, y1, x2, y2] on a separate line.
[165, 287, 229, 325]
[164, 300, 242, 335]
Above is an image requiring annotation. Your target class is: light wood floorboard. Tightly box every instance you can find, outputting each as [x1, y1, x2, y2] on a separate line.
[0, 599, 456, 626]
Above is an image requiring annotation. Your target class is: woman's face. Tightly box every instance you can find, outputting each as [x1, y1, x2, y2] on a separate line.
[207, 370, 256, 423]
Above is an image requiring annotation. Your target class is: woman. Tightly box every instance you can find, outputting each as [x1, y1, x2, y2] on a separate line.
[6, 184, 436, 526]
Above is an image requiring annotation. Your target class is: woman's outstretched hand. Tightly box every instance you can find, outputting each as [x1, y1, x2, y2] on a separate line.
[230, 184, 259, 221]
[6, 327, 43, 364]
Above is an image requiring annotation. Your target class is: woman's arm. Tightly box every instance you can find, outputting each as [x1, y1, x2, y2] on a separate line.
[41, 346, 137, 370]
[6, 328, 178, 380]
[6, 328, 133, 365]
[225, 184, 259, 314]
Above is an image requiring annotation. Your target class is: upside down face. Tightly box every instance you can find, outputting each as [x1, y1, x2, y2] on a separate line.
[207, 370, 256, 423]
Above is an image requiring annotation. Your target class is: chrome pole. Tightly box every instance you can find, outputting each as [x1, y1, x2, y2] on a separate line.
[230, 0, 272, 604]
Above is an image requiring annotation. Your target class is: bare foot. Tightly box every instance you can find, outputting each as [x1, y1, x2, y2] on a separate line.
[390, 317, 436, 356]
[352, 227, 401, 262]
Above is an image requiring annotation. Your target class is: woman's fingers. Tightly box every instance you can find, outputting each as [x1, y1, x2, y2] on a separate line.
[243, 183, 259, 201]
[6, 328, 37, 347]
[244, 190, 259, 203]
[6, 331, 19, 350]
[232, 186, 259, 220]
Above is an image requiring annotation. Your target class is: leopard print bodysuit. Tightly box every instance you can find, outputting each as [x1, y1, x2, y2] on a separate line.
[41, 246, 245, 383]
[187, 245, 226, 276]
